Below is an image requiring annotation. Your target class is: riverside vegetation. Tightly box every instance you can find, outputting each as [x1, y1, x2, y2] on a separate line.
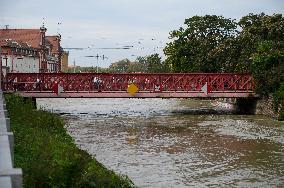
[5, 94, 136, 188]
[163, 13, 284, 119]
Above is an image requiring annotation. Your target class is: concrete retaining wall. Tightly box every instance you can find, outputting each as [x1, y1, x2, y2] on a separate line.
[256, 95, 281, 119]
[0, 91, 22, 188]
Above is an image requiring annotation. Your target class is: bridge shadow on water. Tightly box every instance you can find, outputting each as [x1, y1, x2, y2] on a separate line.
[171, 108, 236, 115]
[58, 108, 242, 116]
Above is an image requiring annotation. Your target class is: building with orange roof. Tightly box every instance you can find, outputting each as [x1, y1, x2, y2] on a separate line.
[0, 26, 68, 74]
[46, 35, 62, 72]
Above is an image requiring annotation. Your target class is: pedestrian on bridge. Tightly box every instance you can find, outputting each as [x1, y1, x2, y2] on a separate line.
[93, 76, 101, 92]
[35, 78, 41, 91]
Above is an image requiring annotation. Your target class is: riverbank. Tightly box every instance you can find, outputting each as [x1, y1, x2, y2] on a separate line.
[5, 94, 135, 188]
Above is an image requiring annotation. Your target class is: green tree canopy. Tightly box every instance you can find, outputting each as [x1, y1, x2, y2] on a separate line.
[231, 13, 284, 72]
[108, 59, 131, 73]
[107, 54, 170, 73]
[164, 15, 238, 72]
[164, 13, 284, 73]
[146, 53, 164, 73]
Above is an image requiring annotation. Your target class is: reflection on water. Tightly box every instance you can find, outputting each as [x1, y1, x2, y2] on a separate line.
[38, 98, 284, 188]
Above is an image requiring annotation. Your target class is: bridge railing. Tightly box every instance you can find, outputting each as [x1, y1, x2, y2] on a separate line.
[3, 73, 255, 93]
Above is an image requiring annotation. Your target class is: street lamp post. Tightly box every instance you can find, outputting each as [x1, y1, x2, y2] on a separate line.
[95, 54, 99, 73]
[85, 54, 107, 73]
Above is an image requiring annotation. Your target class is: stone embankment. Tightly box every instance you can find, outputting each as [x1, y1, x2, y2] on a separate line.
[256, 95, 282, 119]
[0, 91, 22, 188]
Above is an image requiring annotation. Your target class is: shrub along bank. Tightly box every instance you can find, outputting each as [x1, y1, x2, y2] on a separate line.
[5, 94, 135, 188]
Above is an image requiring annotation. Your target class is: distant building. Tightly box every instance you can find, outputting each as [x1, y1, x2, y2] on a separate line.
[61, 51, 69, 72]
[0, 26, 68, 74]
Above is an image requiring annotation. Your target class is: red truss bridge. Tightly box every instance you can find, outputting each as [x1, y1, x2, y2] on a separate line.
[3, 73, 256, 98]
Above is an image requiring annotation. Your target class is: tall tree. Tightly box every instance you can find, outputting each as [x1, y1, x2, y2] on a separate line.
[146, 53, 163, 73]
[108, 59, 131, 73]
[234, 13, 284, 72]
[164, 15, 238, 72]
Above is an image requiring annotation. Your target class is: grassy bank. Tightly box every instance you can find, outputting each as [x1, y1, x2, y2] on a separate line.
[5, 94, 135, 188]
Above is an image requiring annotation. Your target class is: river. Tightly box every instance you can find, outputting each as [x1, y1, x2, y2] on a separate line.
[37, 98, 284, 188]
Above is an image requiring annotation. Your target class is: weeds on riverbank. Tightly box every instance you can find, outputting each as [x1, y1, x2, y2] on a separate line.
[5, 94, 135, 188]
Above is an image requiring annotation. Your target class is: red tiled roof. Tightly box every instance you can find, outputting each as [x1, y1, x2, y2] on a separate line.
[0, 29, 42, 49]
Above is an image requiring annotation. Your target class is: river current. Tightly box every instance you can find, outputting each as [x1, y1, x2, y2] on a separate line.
[37, 98, 284, 188]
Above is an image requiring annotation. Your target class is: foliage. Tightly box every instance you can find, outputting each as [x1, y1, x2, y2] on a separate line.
[67, 66, 109, 73]
[145, 53, 170, 73]
[127, 56, 148, 73]
[5, 94, 136, 188]
[164, 13, 284, 73]
[234, 13, 284, 72]
[107, 54, 170, 73]
[251, 42, 284, 95]
[164, 15, 238, 72]
[108, 59, 132, 73]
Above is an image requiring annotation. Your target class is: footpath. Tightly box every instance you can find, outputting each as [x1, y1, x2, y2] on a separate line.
[0, 91, 22, 188]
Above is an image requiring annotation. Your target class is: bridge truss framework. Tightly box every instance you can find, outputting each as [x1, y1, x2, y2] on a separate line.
[3, 73, 255, 98]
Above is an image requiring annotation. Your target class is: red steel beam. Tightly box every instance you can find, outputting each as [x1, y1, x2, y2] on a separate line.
[3, 73, 256, 98]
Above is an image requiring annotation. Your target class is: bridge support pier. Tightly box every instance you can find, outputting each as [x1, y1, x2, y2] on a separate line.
[235, 98, 257, 115]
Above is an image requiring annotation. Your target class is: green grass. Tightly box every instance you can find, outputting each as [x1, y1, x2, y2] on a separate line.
[5, 94, 136, 188]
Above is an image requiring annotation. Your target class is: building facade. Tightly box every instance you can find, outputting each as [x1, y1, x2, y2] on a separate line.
[0, 26, 68, 74]
[61, 51, 69, 72]
[0, 39, 40, 75]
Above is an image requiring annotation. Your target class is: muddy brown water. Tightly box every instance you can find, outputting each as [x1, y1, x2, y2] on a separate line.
[37, 98, 284, 188]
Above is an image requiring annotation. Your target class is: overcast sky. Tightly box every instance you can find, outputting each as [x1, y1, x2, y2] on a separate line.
[0, 0, 283, 67]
